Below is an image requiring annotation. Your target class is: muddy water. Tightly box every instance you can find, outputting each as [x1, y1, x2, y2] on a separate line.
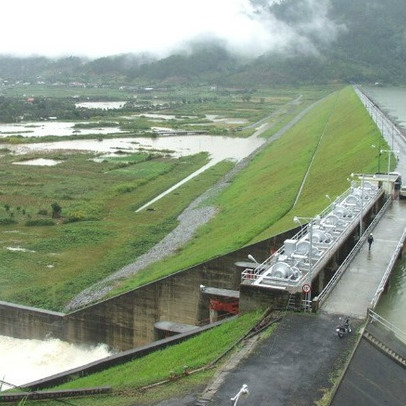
[0, 121, 125, 137]
[8, 134, 265, 162]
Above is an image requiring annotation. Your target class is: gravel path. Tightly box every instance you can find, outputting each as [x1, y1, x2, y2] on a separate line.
[65, 96, 317, 311]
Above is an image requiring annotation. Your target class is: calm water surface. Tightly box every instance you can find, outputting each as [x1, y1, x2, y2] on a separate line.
[365, 86, 406, 130]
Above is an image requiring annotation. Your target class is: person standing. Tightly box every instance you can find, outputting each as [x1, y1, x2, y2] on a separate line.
[367, 233, 374, 251]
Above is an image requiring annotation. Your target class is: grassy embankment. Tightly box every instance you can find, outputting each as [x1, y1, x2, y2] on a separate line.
[111, 85, 390, 295]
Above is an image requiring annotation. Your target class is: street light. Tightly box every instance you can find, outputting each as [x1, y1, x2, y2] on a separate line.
[230, 384, 249, 405]
[293, 215, 314, 310]
[371, 144, 382, 172]
[247, 254, 259, 264]
[351, 173, 365, 238]
[380, 149, 399, 175]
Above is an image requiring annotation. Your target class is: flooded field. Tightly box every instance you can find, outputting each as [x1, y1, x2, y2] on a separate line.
[0, 121, 125, 137]
[8, 134, 265, 163]
[75, 101, 127, 109]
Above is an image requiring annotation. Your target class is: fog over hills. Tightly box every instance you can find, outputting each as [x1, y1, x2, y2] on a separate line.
[0, 0, 405, 85]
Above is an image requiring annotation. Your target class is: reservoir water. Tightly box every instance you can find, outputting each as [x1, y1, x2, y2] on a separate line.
[364, 86, 406, 332]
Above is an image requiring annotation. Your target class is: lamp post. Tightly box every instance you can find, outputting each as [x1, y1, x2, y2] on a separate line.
[380, 149, 399, 175]
[351, 173, 366, 238]
[293, 216, 314, 310]
[380, 149, 392, 175]
[371, 144, 382, 173]
[230, 384, 249, 405]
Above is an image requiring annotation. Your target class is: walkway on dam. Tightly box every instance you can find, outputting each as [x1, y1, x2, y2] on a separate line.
[321, 199, 406, 319]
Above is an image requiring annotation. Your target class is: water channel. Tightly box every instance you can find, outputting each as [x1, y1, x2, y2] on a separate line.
[364, 86, 406, 332]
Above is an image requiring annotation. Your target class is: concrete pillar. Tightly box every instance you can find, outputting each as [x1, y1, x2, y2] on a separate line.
[209, 308, 218, 323]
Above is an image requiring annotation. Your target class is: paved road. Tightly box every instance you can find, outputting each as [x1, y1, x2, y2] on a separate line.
[332, 338, 406, 406]
[203, 313, 360, 406]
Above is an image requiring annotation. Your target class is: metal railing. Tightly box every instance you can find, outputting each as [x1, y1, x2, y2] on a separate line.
[369, 226, 406, 309]
[367, 309, 406, 344]
[315, 196, 392, 307]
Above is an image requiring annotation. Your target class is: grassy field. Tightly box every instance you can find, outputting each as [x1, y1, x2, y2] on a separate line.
[0, 151, 234, 310]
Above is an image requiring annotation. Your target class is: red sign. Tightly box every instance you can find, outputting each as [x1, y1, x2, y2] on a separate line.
[302, 284, 311, 293]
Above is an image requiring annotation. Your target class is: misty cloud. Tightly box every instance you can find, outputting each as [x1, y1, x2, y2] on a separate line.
[0, 0, 344, 59]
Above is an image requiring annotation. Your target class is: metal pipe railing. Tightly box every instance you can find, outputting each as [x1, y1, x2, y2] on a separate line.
[369, 226, 406, 309]
[315, 196, 391, 307]
[367, 309, 406, 344]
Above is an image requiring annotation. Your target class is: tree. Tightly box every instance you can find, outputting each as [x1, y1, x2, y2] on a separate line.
[51, 202, 62, 219]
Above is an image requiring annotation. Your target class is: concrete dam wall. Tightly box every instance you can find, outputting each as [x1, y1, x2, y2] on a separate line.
[0, 230, 294, 351]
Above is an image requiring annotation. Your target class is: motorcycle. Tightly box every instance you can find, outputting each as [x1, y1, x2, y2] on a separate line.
[336, 317, 351, 338]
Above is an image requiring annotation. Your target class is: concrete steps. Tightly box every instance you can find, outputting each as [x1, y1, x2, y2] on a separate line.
[363, 331, 406, 367]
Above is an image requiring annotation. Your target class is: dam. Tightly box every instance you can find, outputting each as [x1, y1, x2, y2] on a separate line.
[0, 169, 401, 389]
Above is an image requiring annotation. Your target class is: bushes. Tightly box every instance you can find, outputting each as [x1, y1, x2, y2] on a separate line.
[0, 218, 17, 225]
[25, 219, 55, 226]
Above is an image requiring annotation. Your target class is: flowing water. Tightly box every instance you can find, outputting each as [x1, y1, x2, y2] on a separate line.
[365, 86, 406, 332]
[0, 336, 111, 390]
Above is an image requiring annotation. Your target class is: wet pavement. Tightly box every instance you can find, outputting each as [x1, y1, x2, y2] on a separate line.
[331, 337, 406, 406]
[156, 313, 361, 406]
[206, 313, 360, 406]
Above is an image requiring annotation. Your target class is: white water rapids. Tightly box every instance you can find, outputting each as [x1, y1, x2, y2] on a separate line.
[0, 335, 111, 390]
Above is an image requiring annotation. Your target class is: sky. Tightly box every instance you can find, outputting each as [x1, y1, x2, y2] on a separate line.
[1, 0, 341, 59]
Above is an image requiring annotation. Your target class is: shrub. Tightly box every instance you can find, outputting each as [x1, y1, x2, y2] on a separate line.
[0, 218, 17, 225]
[25, 219, 55, 226]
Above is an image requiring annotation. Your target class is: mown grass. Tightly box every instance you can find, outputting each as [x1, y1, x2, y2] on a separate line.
[22, 310, 267, 406]
[112, 85, 390, 294]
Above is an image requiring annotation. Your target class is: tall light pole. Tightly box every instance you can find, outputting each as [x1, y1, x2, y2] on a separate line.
[371, 144, 381, 173]
[351, 173, 365, 238]
[380, 149, 392, 175]
[294, 215, 314, 310]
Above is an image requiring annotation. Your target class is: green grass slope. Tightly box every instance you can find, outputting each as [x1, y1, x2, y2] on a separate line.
[114, 86, 389, 293]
